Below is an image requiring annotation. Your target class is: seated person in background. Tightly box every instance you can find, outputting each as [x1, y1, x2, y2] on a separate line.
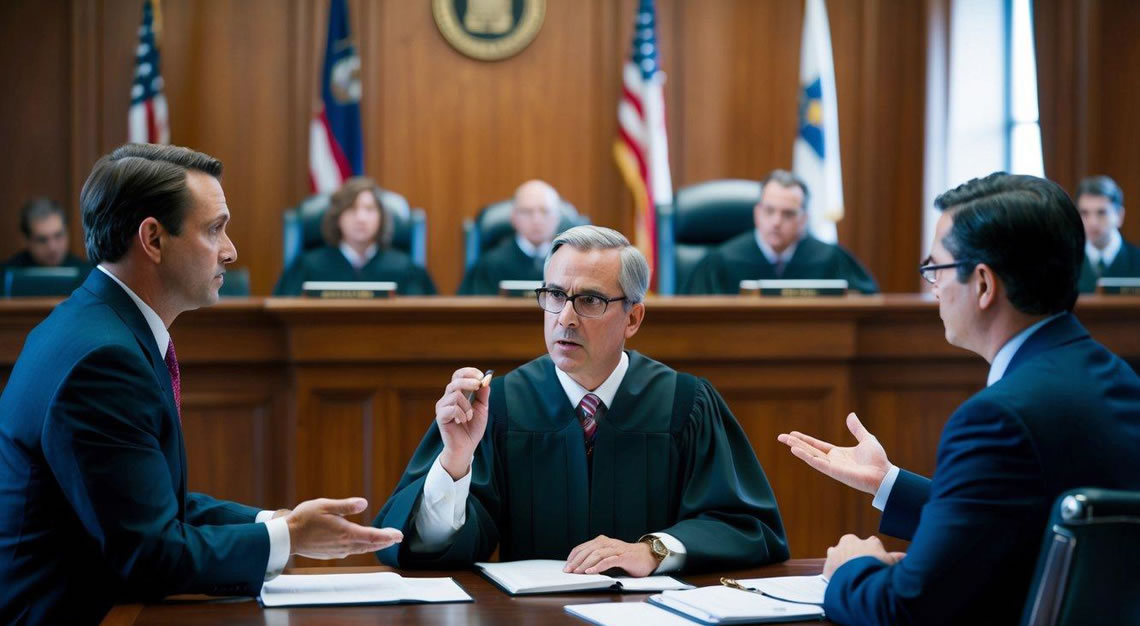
[684, 169, 877, 294]
[1075, 174, 1139, 292]
[273, 177, 436, 295]
[778, 173, 1140, 625]
[4, 197, 91, 271]
[375, 225, 788, 575]
[458, 179, 562, 295]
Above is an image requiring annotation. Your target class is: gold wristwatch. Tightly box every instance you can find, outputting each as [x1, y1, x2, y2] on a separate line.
[639, 534, 670, 564]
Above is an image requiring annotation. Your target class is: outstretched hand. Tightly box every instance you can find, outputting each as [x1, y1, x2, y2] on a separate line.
[777, 413, 892, 495]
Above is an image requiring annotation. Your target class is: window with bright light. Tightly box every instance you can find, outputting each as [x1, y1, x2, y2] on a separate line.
[1008, 0, 1044, 176]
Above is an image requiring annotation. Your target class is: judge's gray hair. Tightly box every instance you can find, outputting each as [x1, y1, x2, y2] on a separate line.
[545, 225, 649, 306]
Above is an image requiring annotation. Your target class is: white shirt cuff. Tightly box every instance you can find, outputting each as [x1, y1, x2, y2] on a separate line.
[262, 516, 291, 580]
[255, 510, 274, 523]
[410, 454, 473, 552]
[872, 465, 901, 511]
[651, 532, 687, 574]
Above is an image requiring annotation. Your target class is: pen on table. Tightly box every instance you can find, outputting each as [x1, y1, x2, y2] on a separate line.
[720, 577, 826, 606]
[464, 370, 494, 404]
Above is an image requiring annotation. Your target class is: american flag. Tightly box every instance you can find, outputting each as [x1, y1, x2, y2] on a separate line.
[309, 0, 364, 193]
[614, 0, 673, 288]
[128, 0, 169, 144]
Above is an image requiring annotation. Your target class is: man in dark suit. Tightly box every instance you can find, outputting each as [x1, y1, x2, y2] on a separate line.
[3, 197, 90, 270]
[0, 144, 403, 625]
[778, 173, 1140, 625]
[1074, 175, 1140, 292]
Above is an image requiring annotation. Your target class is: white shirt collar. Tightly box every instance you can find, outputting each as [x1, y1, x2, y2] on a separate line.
[515, 235, 552, 260]
[1086, 229, 1122, 268]
[338, 242, 378, 270]
[554, 350, 629, 411]
[97, 265, 170, 358]
[754, 230, 797, 266]
[987, 313, 1064, 386]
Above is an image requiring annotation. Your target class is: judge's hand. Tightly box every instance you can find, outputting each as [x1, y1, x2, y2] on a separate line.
[777, 412, 892, 495]
[563, 535, 658, 578]
[436, 368, 491, 480]
[822, 534, 906, 580]
[286, 497, 403, 559]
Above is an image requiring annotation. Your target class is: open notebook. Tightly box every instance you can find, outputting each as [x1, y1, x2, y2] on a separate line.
[476, 559, 694, 595]
[648, 586, 825, 624]
[259, 572, 471, 607]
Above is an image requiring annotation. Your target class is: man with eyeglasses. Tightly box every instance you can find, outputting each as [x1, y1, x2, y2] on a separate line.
[778, 173, 1140, 625]
[375, 225, 789, 576]
[4, 198, 91, 271]
[1073, 175, 1140, 292]
[684, 169, 878, 294]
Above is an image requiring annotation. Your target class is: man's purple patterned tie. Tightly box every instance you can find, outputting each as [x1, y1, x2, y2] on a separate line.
[165, 338, 181, 423]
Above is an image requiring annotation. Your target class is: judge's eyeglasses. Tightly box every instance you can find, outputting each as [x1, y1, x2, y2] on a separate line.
[535, 288, 627, 318]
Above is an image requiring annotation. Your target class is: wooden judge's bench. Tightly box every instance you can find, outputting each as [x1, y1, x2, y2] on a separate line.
[1, 295, 1137, 563]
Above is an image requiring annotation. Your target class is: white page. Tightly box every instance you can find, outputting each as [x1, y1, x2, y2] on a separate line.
[612, 576, 695, 592]
[737, 575, 828, 605]
[565, 601, 699, 626]
[259, 572, 470, 607]
[477, 560, 614, 594]
[653, 586, 826, 623]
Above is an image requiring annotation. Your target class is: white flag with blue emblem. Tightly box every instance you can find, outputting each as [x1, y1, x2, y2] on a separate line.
[793, 0, 842, 243]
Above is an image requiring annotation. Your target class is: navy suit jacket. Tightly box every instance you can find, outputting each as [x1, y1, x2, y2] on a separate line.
[0, 270, 270, 625]
[823, 314, 1140, 625]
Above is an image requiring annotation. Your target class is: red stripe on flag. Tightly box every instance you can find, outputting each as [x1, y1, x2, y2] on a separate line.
[617, 128, 654, 209]
[621, 85, 645, 119]
[317, 108, 353, 182]
[145, 99, 158, 144]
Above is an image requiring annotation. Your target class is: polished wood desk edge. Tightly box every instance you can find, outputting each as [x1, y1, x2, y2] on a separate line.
[99, 559, 828, 625]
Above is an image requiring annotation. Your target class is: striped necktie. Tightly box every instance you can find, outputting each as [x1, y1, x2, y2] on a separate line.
[577, 393, 603, 456]
[165, 337, 181, 423]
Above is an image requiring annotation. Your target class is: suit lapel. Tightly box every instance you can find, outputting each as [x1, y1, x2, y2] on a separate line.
[81, 270, 188, 502]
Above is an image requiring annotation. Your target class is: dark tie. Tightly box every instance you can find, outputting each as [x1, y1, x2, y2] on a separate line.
[1096, 257, 1108, 276]
[773, 258, 786, 277]
[577, 393, 603, 457]
[165, 338, 181, 422]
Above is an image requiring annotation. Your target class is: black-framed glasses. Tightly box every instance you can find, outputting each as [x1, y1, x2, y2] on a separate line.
[918, 259, 970, 285]
[535, 287, 627, 318]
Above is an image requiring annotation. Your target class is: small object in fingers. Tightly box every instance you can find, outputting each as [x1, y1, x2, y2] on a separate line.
[463, 369, 494, 403]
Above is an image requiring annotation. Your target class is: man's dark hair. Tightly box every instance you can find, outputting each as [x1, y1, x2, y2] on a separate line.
[761, 169, 811, 210]
[19, 198, 66, 237]
[80, 143, 223, 264]
[1075, 175, 1124, 211]
[934, 172, 1084, 315]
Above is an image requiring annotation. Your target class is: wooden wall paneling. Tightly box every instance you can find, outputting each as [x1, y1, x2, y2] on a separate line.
[180, 391, 271, 507]
[0, 0, 74, 260]
[1033, 0, 1087, 195]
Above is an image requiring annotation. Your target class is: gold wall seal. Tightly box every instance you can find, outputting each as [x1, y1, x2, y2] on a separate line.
[432, 0, 545, 61]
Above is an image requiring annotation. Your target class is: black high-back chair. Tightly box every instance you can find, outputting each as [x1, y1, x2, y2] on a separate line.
[462, 199, 586, 271]
[656, 179, 760, 294]
[1021, 487, 1140, 625]
[281, 190, 427, 269]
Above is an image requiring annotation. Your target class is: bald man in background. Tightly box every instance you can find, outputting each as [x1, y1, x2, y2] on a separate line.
[458, 180, 564, 295]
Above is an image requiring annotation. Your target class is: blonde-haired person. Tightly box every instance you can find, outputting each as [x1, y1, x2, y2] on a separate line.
[274, 177, 436, 295]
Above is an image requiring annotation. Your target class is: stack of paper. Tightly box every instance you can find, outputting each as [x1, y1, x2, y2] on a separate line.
[647, 586, 825, 624]
[259, 571, 471, 607]
[736, 575, 828, 605]
[476, 559, 694, 595]
[566, 601, 701, 625]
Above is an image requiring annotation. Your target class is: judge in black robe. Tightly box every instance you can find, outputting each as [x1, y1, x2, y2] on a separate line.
[374, 225, 788, 575]
[272, 177, 437, 296]
[457, 236, 546, 295]
[4, 197, 91, 277]
[273, 245, 436, 295]
[685, 231, 878, 295]
[457, 179, 563, 295]
[1075, 175, 1140, 292]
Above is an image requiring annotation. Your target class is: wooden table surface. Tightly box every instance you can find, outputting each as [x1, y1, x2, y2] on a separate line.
[101, 559, 830, 625]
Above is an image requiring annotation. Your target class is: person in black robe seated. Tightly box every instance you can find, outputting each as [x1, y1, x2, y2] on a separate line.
[457, 179, 562, 295]
[1074, 175, 1140, 292]
[375, 225, 788, 576]
[273, 177, 436, 295]
[4, 197, 91, 272]
[684, 169, 877, 294]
